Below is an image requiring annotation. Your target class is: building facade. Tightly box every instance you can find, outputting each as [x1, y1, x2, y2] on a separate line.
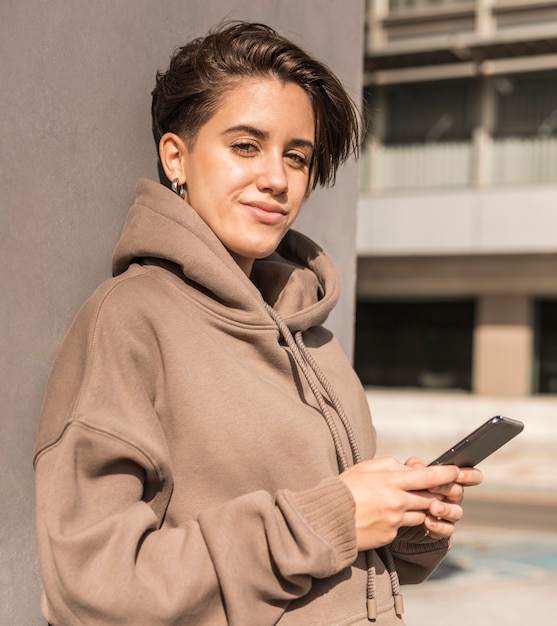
[356, 0, 557, 400]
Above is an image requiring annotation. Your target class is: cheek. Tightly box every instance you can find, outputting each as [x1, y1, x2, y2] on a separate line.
[226, 160, 257, 187]
[290, 179, 310, 216]
[285, 203, 304, 231]
[198, 160, 252, 199]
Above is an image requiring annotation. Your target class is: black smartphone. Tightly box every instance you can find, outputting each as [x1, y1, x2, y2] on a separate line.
[428, 416, 524, 467]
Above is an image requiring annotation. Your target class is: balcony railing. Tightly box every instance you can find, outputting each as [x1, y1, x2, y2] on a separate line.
[361, 141, 472, 191]
[492, 137, 557, 185]
[360, 137, 557, 192]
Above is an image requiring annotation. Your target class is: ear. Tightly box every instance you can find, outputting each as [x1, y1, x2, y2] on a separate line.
[159, 132, 188, 184]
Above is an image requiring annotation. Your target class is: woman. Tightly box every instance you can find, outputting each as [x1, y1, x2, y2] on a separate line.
[34, 22, 481, 625]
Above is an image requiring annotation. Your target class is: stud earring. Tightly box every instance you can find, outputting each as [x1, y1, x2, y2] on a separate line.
[171, 178, 186, 199]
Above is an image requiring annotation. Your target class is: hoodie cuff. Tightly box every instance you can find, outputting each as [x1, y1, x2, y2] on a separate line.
[391, 525, 450, 554]
[285, 477, 358, 571]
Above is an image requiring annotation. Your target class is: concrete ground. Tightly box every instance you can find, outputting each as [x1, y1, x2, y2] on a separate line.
[366, 390, 557, 625]
[402, 525, 557, 625]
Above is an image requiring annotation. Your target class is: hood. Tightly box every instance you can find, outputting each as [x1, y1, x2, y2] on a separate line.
[112, 179, 340, 331]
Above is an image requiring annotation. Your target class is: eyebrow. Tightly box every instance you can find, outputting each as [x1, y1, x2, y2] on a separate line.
[223, 124, 315, 152]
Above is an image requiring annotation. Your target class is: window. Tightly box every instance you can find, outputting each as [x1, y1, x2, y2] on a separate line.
[362, 79, 474, 190]
[354, 299, 475, 391]
[385, 79, 472, 144]
[389, 0, 470, 12]
[495, 71, 557, 139]
[492, 71, 557, 184]
[534, 299, 557, 394]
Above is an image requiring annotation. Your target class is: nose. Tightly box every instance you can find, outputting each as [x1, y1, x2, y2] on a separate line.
[257, 151, 288, 195]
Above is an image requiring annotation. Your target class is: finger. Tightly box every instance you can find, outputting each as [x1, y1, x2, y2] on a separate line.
[399, 510, 429, 529]
[456, 467, 484, 486]
[404, 490, 445, 512]
[424, 515, 456, 540]
[428, 482, 464, 504]
[405, 456, 425, 469]
[396, 465, 460, 492]
[429, 499, 463, 523]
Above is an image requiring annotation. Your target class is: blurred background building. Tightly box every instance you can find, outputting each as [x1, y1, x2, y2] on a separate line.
[353, 8, 557, 621]
[356, 1, 557, 413]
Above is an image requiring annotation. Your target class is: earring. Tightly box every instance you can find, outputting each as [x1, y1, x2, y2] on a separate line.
[171, 178, 186, 199]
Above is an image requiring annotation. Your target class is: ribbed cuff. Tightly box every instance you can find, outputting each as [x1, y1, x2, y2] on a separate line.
[391, 525, 450, 555]
[285, 477, 358, 571]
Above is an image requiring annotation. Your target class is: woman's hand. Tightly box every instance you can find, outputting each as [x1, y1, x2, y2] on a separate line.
[406, 457, 483, 541]
[339, 457, 461, 551]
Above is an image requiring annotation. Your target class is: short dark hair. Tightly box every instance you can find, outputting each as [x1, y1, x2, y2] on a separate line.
[151, 21, 361, 190]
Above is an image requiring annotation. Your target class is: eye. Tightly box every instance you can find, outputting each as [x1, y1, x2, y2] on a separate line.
[286, 151, 310, 168]
[231, 141, 259, 156]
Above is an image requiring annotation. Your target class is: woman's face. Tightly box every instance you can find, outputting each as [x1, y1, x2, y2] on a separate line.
[180, 78, 315, 275]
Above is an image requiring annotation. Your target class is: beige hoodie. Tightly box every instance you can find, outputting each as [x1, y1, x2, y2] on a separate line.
[34, 179, 449, 625]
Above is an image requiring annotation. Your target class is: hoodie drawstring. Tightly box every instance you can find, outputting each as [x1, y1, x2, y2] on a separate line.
[264, 303, 403, 621]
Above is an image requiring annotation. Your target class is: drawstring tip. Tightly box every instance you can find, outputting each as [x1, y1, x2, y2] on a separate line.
[367, 598, 377, 620]
[394, 593, 404, 616]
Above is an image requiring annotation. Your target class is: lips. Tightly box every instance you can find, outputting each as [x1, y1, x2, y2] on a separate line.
[242, 201, 288, 225]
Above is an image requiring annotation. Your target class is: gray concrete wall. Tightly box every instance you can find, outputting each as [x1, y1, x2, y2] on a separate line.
[0, 1, 364, 623]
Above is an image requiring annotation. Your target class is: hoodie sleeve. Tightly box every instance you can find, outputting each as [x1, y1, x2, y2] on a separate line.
[388, 526, 450, 584]
[33, 276, 358, 626]
[35, 429, 357, 626]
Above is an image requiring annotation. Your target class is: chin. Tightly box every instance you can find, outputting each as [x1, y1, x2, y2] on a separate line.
[241, 241, 283, 261]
